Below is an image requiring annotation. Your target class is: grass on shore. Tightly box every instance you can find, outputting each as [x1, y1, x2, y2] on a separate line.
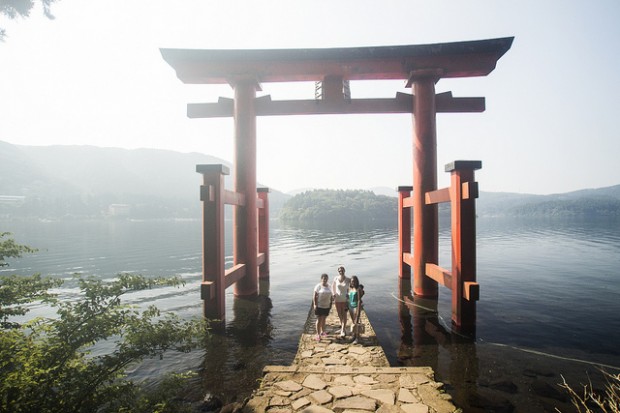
[559, 370, 619, 413]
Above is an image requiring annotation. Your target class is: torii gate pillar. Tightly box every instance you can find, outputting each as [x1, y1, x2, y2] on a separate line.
[410, 71, 440, 298]
[232, 78, 259, 296]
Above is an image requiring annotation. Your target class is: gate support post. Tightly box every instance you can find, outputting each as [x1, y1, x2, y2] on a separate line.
[448, 160, 481, 331]
[257, 187, 270, 279]
[232, 78, 259, 297]
[409, 70, 440, 297]
[196, 164, 228, 320]
[398, 186, 413, 279]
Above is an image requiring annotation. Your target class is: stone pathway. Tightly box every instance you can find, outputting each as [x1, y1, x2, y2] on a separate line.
[240, 307, 459, 413]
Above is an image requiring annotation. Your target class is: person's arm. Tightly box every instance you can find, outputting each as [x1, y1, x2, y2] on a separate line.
[313, 288, 319, 308]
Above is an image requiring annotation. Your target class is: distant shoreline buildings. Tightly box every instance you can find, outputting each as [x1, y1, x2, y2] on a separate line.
[107, 204, 131, 217]
[0, 195, 26, 206]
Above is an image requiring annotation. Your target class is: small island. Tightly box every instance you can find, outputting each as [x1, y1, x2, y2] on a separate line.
[278, 189, 398, 227]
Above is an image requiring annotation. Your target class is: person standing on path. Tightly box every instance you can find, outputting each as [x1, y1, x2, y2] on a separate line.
[331, 266, 351, 338]
[313, 273, 333, 341]
[347, 275, 365, 344]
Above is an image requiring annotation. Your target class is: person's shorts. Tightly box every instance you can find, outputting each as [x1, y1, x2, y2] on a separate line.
[315, 306, 330, 316]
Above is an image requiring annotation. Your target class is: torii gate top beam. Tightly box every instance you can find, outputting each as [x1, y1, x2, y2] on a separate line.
[160, 37, 514, 85]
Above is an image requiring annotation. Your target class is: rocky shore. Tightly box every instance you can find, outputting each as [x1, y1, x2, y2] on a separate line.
[210, 306, 460, 413]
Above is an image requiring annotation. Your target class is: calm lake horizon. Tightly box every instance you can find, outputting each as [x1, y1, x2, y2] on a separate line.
[1, 216, 619, 412]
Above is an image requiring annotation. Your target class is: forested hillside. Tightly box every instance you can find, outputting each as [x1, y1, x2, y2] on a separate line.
[278, 189, 397, 226]
[477, 186, 620, 218]
[279, 186, 620, 227]
[0, 141, 290, 219]
[2, 140, 618, 220]
[510, 196, 620, 217]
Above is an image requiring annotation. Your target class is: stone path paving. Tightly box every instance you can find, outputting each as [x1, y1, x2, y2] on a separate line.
[241, 307, 458, 413]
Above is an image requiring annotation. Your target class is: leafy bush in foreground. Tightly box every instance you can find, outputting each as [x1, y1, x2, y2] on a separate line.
[0, 232, 208, 413]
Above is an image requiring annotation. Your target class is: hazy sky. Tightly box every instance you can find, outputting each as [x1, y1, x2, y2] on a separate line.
[2, 1, 619, 195]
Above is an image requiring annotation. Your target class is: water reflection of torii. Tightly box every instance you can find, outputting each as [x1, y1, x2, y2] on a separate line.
[160, 38, 513, 327]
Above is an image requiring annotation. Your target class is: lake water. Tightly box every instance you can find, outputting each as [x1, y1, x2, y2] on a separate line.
[2, 217, 619, 412]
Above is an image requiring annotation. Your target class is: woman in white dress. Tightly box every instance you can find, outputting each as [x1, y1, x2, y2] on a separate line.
[331, 266, 350, 338]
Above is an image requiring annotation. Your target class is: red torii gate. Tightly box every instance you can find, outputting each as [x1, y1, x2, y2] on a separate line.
[161, 37, 513, 327]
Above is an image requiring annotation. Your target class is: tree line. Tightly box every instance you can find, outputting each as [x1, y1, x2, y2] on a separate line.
[510, 197, 620, 218]
[278, 189, 398, 227]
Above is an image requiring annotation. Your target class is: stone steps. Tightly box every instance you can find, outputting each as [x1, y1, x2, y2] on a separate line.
[241, 306, 458, 413]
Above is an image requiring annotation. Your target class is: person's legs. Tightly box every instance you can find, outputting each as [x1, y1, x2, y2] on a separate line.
[315, 315, 321, 339]
[348, 307, 357, 340]
[320, 315, 327, 335]
[316, 309, 329, 340]
[349, 307, 357, 325]
[336, 302, 346, 335]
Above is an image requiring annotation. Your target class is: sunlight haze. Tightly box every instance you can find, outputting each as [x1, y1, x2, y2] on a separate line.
[1, 0, 619, 195]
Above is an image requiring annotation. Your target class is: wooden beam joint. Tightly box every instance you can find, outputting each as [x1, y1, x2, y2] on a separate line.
[224, 264, 246, 289]
[464, 281, 480, 301]
[425, 263, 452, 288]
[201, 281, 215, 300]
[425, 187, 451, 205]
[462, 181, 479, 200]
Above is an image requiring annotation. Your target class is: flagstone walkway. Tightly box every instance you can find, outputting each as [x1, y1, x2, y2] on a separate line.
[241, 307, 458, 413]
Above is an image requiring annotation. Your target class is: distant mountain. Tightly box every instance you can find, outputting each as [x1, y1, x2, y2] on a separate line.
[2, 140, 617, 219]
[477, 186, 620, 217]
[286, 188, 315, 196]
[0, 141, 290, 219]
[369, 187, 398, 197]
[281, 185, 620, 221]
[287, 186, 398, 197]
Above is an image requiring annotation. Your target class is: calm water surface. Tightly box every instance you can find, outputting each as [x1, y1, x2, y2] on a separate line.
[2, 217, 619, 412]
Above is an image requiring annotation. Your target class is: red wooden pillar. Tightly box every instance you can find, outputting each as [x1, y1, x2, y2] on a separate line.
[257, 187, 270, 279]
[409, 70, 440, 298]
[398, 186, 413, 279]
[196, 164, 228, 320]
[448, 160, 481, 331]
[232, 78, 259, 297]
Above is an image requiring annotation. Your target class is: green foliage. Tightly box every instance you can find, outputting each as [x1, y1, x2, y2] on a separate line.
[0, 232, 60, 328]
[278, 189, 397, 227]
[109, 371, 200, 413]
[0, 273, 62, 328]
[0, 231, 37, 266]
[0, 0, 58, 40]
[0, 233, 209, 413]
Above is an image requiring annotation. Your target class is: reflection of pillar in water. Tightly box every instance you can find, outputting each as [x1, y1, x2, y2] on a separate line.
[203, 292, 274, 400]
[397, 279, 413, 363]
[409, 295, 439, 372]
[230, 293, 273, 346]
[199, 289, 275, 403]
[256, 280, 272, 338]
[200, 331, 230, 400]
[448, 334, 479, 409]
[258, 279, 270, 298]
